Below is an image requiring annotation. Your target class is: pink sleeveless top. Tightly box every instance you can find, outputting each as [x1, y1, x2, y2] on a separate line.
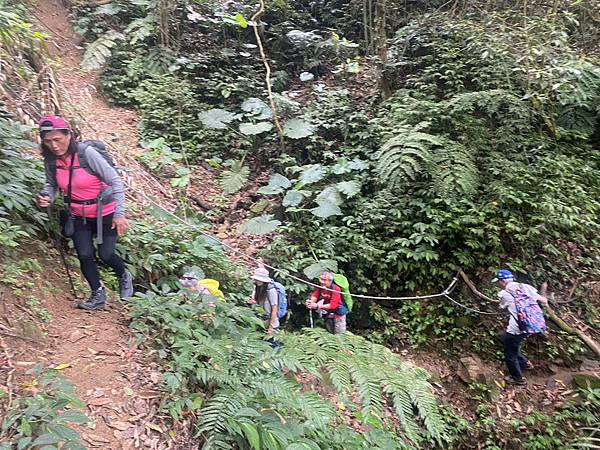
[55, 154, 116, 219]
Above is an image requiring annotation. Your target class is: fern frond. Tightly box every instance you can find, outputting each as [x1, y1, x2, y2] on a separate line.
[431, 141, 478, 197]
[375, 122, 479, 197]
[196, 390, 245, 439]
[348, 363, 384, 417]
[382, 381, 422, 443]
[252, 376, 300, 401]
[324, 357, 352, 394]
[81, 31, 124, 70]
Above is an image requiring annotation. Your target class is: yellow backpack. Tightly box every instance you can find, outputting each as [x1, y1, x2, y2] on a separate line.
[199, 278, 225, 300]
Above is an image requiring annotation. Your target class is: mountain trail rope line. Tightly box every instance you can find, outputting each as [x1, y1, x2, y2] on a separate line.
[28, 69, 501, 313]
[126, 181, 502, 314]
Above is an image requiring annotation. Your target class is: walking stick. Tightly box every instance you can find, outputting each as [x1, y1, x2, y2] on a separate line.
[309, 309, 314, 328]
[46, 206, 78, 298]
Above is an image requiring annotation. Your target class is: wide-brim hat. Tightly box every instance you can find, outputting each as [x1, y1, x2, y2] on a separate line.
[251, 267, 272, 283]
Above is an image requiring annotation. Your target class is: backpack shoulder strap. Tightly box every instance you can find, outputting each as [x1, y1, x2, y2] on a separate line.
[76, 141, 106, 176]
[76, 142, 91, 172]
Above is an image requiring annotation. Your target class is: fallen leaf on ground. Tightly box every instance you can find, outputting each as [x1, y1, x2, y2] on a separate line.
[54, 363, 71, 370]
[88, 397, 112, 406]
[149, 372, 161, 383]
[145, 422, 164, 433]
[83, 433, 111, 443]
[108, 420, 131, 431]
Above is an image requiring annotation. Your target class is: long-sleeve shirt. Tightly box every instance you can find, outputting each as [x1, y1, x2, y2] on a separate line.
[497, 282, 540, 335]
[251, 285, 279, 329]
[312, 284, 344, 319]
[42, 145, 125, 218]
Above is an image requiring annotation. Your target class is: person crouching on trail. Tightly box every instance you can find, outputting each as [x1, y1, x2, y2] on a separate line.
[180, 270, 225, 307]
[493, 269, 548, 386]
[36, 115, 133, 311]
[306, 271, 347, 334]
[247, 267, 279, 335]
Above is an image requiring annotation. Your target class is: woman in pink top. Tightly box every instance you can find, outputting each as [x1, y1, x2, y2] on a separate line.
[37, 115, 133, 310]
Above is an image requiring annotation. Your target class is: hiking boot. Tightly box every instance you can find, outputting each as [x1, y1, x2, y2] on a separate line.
[77, 287, 105, 311]
[522, 361, 534, 370]
[505, 375, 527, 386]
[119, 271, 134, 299]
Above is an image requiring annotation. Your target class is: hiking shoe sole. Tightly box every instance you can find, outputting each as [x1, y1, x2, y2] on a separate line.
[77, 302, 105, 311]
[119, 271, 134, 299]
[505, 376, 527, 386]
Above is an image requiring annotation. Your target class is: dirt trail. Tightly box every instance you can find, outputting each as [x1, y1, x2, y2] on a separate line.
[17, 2, 170, 448]
[34, 0, 139, 155]
[34, 0, 182, 213]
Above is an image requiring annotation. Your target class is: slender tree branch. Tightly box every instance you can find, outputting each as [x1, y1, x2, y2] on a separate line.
[539, 282, 600, 359]
[251, 2, 285, 151]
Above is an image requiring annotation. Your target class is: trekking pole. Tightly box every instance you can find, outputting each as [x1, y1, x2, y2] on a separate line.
[46, 206, 78, 298]
[309, 309, 314, 328]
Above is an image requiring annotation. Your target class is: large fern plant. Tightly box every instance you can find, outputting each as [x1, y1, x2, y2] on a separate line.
[375, 122, 478, 197]
[129, 289, 451, 449]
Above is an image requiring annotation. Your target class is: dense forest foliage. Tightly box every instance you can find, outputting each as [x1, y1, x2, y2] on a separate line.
[74, 0, 600, 342]
[1, 0, 600, 448]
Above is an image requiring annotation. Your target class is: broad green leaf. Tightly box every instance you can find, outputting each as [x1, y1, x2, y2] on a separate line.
[310, 201, 342, 218]
[283, 118, 315, 139]
[220, 161, 249, 194]
[235, 408, 262, 418]
[282, 190, 308, 207]
[17, 437, 32, 450]
[32, 434, 61, 446]
[332, 159, 352, 175]
[147, 205, 173, 221]
[233, 13, 248, 28]
[303, 260, 338, 279]
[316, 186, 342, 206]
[56, 410, 89, 424]
[241, 98, 272, 119]
[241, 422, 260, 450]
[96, 3, 121, 14]
[336, 180, 361, 197]
[298, 164, 326, 185]
[239, 122, 273, 135]
[286, 444, 320, 450]
[48, 424, 81, 441]
[199, 109, 236, 129]
[62, 442, 87, 450]
[333, 158, 369, 174]
[348, 158, 369, 171]
[257, 174, 291, 195]
[240, 215, 281, 235]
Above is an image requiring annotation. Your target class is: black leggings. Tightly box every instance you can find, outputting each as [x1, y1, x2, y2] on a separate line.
[499, 332, 529, 379]
[71, 214, 125, 291]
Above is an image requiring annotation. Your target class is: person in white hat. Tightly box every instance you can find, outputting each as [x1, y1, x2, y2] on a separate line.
[247, 267, 279, 334]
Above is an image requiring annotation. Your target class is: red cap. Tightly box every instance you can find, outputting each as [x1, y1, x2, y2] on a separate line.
[38, 115, 70, 132]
